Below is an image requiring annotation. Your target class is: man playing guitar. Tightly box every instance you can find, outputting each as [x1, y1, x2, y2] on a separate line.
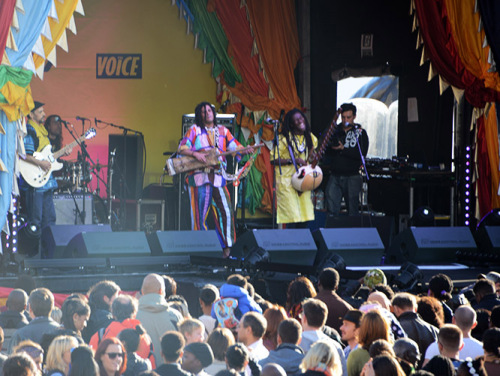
[20, 101, 72, 256]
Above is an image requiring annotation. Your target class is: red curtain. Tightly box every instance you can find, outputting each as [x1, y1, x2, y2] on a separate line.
[0, 0, 16, 59]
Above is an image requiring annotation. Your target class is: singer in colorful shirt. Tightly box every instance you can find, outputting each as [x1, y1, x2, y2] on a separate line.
[178, 102, 251, 258]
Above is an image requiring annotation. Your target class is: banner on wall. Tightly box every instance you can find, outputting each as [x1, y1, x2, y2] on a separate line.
[96, 54, 142, 79]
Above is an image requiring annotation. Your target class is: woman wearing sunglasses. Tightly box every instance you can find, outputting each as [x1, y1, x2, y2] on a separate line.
[95, 338, 127, 376]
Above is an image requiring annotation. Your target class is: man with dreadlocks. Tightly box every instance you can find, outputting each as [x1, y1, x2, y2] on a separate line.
[178, 102, 251, 258]
[272, 108, 318, 226]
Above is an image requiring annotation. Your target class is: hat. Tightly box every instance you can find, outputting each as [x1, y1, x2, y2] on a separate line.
[33, 101, 44, 111]
[342, 309, 363, 327]
[184, 342, 214, 368]
[363, 269, 387, 289]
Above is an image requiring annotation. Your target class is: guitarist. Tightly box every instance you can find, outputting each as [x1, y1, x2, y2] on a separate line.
[271, 108, 318, 227]
[325, 103, 369, 217]
[178, 102, 252, 258]
[20, 102, 71, 255]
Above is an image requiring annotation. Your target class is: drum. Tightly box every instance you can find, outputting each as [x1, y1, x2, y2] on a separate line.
[291, 165, 323, 192]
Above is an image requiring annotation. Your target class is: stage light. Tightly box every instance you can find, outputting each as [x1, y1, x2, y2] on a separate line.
[317, 253, 346, 272]
[393, 262, 423, 292]
[17, 215, 40, 257]
[244, 247, 270, 266]
[410, 206, 435, 227]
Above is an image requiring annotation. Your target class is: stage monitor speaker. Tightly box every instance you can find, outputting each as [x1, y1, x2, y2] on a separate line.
[313, 228, 385, 266]
[232, 229, 317, 266]
[54, 194, 93, 225]
[148, 230, 221, 257]
[64, 231, 150, 258]
[475, 226, 500, 253]
[109, 134, 144, 200]
[42, 224, 111, 259]
[387, 227, 477, 264]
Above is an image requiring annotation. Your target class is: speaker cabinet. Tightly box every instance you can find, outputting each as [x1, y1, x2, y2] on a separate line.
[387, 227, 477, 264]
[109, 134, 144, 200]
[475, 226, 500, 253]
[53, 194, 93, 225]
[64, 231, 151, 258]
[42, 224, 111, 259]
[148, 230, 221, 257]
[313, 228, 385, 266]
[232, 229, 317, 266]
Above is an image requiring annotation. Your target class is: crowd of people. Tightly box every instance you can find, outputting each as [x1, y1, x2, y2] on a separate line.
[0, 268, 499, 376]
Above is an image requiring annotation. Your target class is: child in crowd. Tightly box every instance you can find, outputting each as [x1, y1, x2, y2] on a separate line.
[179, 318, 206, 344]
[199, 284, 219, 336]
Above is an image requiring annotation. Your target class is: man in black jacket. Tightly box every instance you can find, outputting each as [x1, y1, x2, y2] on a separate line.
[325, 102, 369, 217]
[155, 331, 192, 376]
[472, 279, 500, 311]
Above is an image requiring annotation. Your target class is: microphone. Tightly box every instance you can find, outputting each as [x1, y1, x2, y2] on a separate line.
[76, 116, 90, 122]
[95, 118, 101, 125]
[278, 109, 285, 124]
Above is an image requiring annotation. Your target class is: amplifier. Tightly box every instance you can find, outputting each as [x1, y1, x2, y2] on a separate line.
[53, 193, 93, 225]
[182, 113, 236, 136]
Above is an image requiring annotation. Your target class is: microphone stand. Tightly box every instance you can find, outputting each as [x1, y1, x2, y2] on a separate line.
[353, 124, 371, 224]
[271, 120, 281, 229]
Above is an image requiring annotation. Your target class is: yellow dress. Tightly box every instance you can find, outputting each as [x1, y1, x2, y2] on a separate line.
[272, 134, 318, 224]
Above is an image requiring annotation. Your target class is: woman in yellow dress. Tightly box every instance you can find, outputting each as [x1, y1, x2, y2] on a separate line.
[272, 108, 318, 226]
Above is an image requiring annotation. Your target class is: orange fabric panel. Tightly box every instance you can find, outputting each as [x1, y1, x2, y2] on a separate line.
[484, 105, 500, 208]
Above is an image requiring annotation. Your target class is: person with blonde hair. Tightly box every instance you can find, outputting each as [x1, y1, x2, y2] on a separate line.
[45, 335, 79, 376]
[347, 310, 392, 376]
[299, 340, 342, 376]
[179, 318, 206, 344]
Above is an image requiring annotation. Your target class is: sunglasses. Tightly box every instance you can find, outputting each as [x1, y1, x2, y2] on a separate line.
[106, 352, 124, 359]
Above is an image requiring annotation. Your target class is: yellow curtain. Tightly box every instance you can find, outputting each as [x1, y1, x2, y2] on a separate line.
[444, 0, 500, 92]
[33, 0, 79, 69]
[484, 104, 500, 208]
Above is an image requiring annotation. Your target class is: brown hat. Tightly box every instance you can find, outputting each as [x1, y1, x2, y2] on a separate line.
[33, 101, 44, 111]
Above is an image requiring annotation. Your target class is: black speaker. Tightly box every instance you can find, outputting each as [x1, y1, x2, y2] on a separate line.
[42, 224, 111, 259]
[109, 134, 144, 200]
[475, 226, 500, 253]
[64, 231, 151, 258]
[232, 229, 317, 266]
[387, 227, 477, 264]
[313, 228, 385, 266]
[147, 230, 221, 257]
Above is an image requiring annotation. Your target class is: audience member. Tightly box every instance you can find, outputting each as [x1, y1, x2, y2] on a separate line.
[198, 284, 219, 336]
[490, 304, 500, 328]
[366, 291, 391, 311]
[368, 339, 395, 358]
[470, 308, 490, 341]
[214, 371, 239, 376]
[206, 328, 235, 375]
[392, 293, 438, 362]
[286, 277, 317, 319]
[472, 279, 500, 311]
[485, 271, 500, 296]
[424, 305, 483, 364]
[299, 299, 347, 376]
[2, 352, 40, 376]
[83, 281, 121, 343]
[136, 273, 182, 366]
[60, 295, 91, 339]
[118, 327, 152, 376]
[417, 296, 445, 329]
[0, 289, 29, 329]
[45, 335, 79, 376]
[95, 337, 127, 376]
[68, 345, 100, 376]
[347, 310, 391, 376]
[12, 340, 44, 372]
[315, 268, 353, 332]
[259, 318, 305, 375]
[179, 318, 206, 345]
[428, 274, 454, 323]
[339, 310, 362, 358]
[168, 295, 191, 319]
[372, 284, 395, 302]
[262, 305, 287, 351]
[9, 288, 60, 352]
[457, 357, 487, 376]
[237, 311, 269, 361]
[90, 294, 155, 368]
[261, 363, 287, 376]
[435, 324, 463, 370]
[422, 355, 455, 376]
[225, 343, 249, 374]
[364, 355, 405, 376]
[154, 331, 190, 376]
[482, 328, 500, 375]
[0, 327, 6, 371]
[298, 340, 342, 376]
[162, 275, 177, 299]
[181, 342, 214, 376]
[358, 302, 406, 341]
[393, 338, 420, 369]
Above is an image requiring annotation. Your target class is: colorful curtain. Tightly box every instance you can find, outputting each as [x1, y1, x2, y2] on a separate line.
[478, 0, 500, 72]
[0, 0, 16, 61]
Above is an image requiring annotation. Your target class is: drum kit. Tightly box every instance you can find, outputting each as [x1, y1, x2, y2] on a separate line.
[54, 160, 107, 192]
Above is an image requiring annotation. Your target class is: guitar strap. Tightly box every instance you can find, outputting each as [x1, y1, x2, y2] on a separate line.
[288, 144, 299, 173]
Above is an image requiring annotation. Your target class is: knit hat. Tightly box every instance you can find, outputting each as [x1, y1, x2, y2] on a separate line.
[184, 342, 214, 368]
[342, 309, 363, 327]
[363, 269, 387, 289]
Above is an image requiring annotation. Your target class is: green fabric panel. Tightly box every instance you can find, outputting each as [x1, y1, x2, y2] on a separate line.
[188, 0, 241, 86]
[0, 66, 33, 103]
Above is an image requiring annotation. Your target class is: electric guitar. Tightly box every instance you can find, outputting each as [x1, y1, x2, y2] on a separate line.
[20, 128, 97, 188]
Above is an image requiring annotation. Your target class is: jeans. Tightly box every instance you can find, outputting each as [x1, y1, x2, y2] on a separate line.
[25, 188, 56, 231]
[326, 174, 362, 216]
